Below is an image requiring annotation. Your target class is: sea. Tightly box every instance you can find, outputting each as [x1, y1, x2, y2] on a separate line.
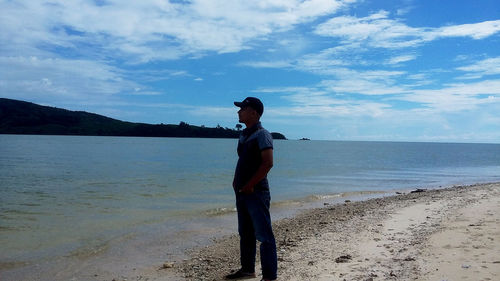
[1, 135, 500, 280]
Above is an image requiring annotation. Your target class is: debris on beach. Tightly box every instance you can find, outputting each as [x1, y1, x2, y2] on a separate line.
[161, 262, 175, 269]
[335, 254, 352, 263]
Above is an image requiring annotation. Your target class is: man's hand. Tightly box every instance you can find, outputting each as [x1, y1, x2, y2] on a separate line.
[239, 184, 254, 194]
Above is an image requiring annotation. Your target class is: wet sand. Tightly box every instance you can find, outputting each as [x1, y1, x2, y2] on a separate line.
[137, 182, 500, 281]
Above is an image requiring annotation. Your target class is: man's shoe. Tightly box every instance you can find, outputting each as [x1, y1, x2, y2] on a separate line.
[225, 269, 256, 279]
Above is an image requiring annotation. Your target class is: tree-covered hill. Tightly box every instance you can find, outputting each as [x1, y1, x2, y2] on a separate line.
[0, 98, 286, 139]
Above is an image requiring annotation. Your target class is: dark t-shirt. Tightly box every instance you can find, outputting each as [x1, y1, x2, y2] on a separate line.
[233, 122, 273, 191]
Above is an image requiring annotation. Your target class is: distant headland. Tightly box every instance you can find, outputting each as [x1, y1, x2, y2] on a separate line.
[0, 98, 286, 140]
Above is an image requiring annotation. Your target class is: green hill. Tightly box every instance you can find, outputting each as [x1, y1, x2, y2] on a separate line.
[0, 98, 286, 139]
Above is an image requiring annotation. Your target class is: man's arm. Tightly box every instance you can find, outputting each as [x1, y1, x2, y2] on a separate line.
[239, 148, 273, 194]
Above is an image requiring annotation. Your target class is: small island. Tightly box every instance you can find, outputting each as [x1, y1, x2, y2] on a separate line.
[0, 98, 287, 140]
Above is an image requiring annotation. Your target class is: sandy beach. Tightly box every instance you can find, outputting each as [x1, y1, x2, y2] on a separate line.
[131, 182, 500, 281]
[25, 182, 497, 281]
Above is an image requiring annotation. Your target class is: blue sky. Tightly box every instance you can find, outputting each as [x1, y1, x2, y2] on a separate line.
[1, 0, 500, 142]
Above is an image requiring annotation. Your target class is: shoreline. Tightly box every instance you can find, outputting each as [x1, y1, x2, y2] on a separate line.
[155, 182, 500, 281]
[0, 189, 394, 281]
[2, 182, 499, 280]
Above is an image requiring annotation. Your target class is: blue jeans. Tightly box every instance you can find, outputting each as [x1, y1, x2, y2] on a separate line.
[236, 190, 277, 280]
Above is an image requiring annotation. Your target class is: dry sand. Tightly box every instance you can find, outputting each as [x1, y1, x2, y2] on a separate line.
[124, 183, 500, 281]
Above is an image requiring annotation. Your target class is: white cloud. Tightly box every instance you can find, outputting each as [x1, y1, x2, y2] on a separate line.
[238, 60, 294, 68]
[406, 73, 428, 80]
[253, 86, 313, 94]
[0, 0, 355, 61]
[315, 11, 426, 48]
[456, 57, 500, 79]
[399, 80, 500, 112]
[396, 6, 414, 16]
[0, 56, 139, 101]
[316, 68, 408, 95]
[255, 71, 500, 124]
[296, 44, 362, 71]
[256, 66, 409, 97]
[315, 11, 500, 49]
[321, 78, 407, 96]
[435, 20, 500, 40]
[386, 54, 417, 65]
[126, 69, 192, 83]
[129, 89, 163, 96]
[239, 43, 366, 72]
[255, 84, 393, 119]
[260, 79, 500, 142]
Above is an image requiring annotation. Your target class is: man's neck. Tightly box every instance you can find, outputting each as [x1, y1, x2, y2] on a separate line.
[244, 119, 259, 129]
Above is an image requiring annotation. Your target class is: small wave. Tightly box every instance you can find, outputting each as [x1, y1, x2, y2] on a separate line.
[19, 203, 41, 207]
[307, 193, 343, 200]
[0, 260, 30, 271]
[273, 190, 388, 207]
[205, 207, 237, 216]
[0, 225, 19, 232]
[65, 240, 111, 260]
[273, 193, 344, 206]
[2, 209, 45, 216]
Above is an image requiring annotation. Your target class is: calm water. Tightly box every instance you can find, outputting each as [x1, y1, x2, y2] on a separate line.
[1, 135, 500, 279]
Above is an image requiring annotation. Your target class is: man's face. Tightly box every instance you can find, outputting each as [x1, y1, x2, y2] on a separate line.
[238, 106, 255, 124]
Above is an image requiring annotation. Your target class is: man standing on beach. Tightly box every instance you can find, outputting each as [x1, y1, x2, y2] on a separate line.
[226, 97, 277, 281]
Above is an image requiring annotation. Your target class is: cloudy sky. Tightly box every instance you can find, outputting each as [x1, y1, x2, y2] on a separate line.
[1, 0, 499, 142]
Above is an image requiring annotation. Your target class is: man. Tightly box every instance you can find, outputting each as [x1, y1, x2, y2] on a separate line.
[226, 97, 277, 281]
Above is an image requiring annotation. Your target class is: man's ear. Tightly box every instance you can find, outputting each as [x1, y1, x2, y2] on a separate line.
[251, 109, 259, 119]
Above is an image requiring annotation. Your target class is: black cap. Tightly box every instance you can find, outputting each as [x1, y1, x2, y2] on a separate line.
[234, 97, 264, 116]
